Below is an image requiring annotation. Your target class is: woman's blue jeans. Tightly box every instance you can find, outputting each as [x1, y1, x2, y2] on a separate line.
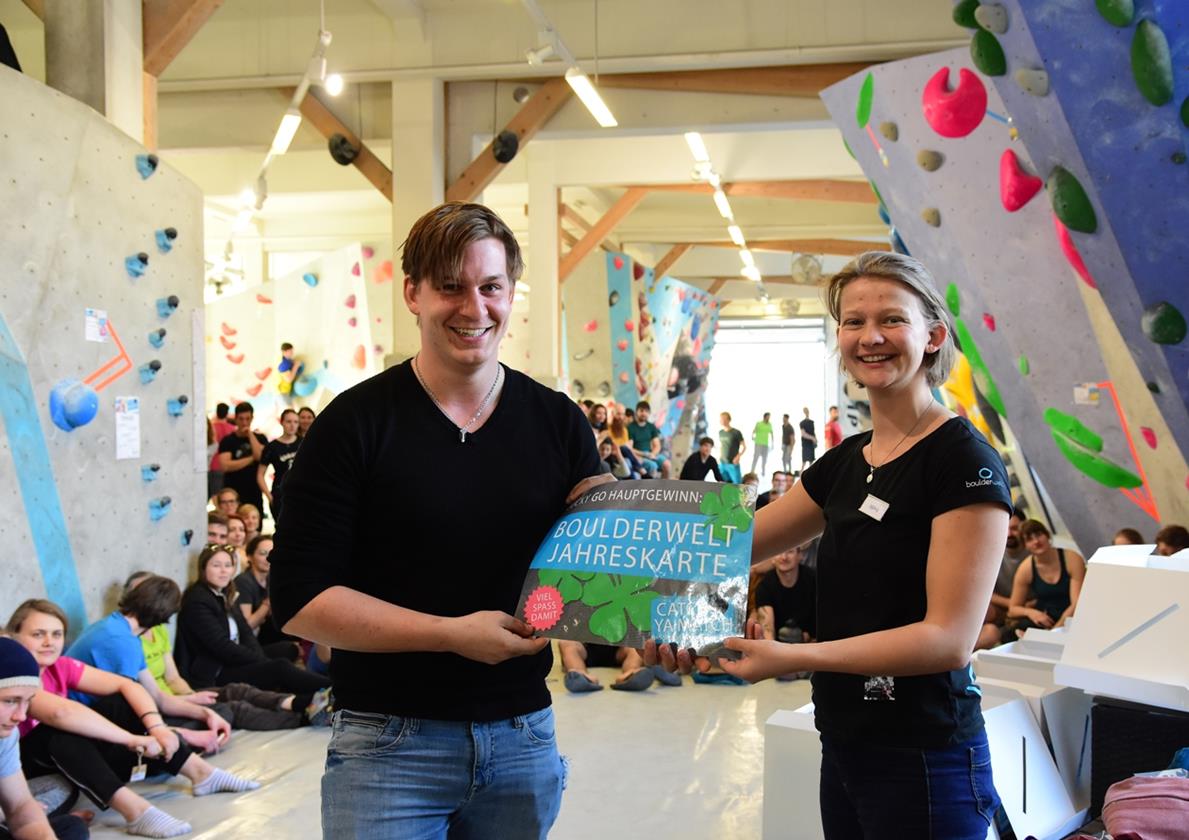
[819, 730, 999, 839]
[322, 707, 566, 839]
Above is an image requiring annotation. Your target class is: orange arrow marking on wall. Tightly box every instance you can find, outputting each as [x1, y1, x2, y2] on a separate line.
[82, 321, 132, 392]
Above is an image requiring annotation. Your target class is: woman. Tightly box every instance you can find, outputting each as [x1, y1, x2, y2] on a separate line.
[256, 409, 302, 524]
[8, 600, 257, 838]
[235, 536, 300, 659]
[607, 405, 643, 479]
[1008, 520, 1085, 632]
[176, 545, 330, 696]
[296, 406, 316, 437]
[225, 514, 248, 571]
[236, 504, 262, 545]
[652, 252, 1011, 838]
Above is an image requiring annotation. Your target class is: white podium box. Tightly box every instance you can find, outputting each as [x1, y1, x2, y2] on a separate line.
[1053, 546, 1189, 713]
[763, 704, 823, 840]
[974, 636, 1064, 687]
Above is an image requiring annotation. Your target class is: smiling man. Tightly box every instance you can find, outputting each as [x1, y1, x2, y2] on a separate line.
[270, 202, 605, 838]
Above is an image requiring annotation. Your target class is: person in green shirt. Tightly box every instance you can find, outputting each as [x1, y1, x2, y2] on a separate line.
[751, 412, 773, 476]
[718, 412, 745, 484]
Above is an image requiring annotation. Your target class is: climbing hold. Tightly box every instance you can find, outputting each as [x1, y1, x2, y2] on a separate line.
[617, 339, 629, 351]
[1047, 166, 1097, 233]
[1173, 152, 1186, 165]
[869, 180, 885, 207]
[1014, 67, 1049, 97]
[877, 204, 891, 226]
[1140, 302, 1186, 345]
[373, 261, 394, 284]
[138, 360, 162, 385]
[302, 273, 319, 287]
[955, 320, 1007, 416]
[1018, 355, 1030, 375]
[633, 263, 646, 281]
[351, 262, 361, 276]
[219, 336, 236, 351]
[125, 253, 149, 278]
[180, 530, 194, 547]
[140, 463, 160, 482]
[583, 320, 598, 333]
[921, 208, 941, 227]
[945, 283, 961, 317]
[374, 345, 383, 354]
[975, 4, 1008, 33]
[1043, 408, 1142, 488]
[293, 375, 318, 397]
[1146, 381, 1161, 394]
[348, 317, 357, 327]
[855, 73, 875, 128]
[48, 379, 99, 432]
[609, 290, 620, 307]
[952, 0, 979, 29]
[1131, 20, 1174, 106]
[618, 372, 629, 384]
[572, 349, 594, 361]
[1181, 96, 1189, 128]
[1140, 427, 1157, 449]
[345, 294, 356, 308]
[154, 228, 178, 253]
[148, 328, 166, 349]
[256, 293, 273, 304]
[221, 322, 237, 336]
[922, 67, 987, 138]
[970, 30, 1007, 77]
[165, 395, 188, 417]
[1095, 0, 1134, 27]
[1052, 216, 1098, 289]
[879, 121, 898, 141]
[254, 367, 272, 381]
[917, 149, 945, 171]
[624, 319, 635, 332]
[613, 256, 624, 270]
[352, 346, 367, 369]
[999, 149, 1043, 212]
[148, 497, 172, 522]
[982, 313, 996, 332]
[226, 353, 243, 364]
[245, 383, 263, 397]
[155, 296, 179, 319]
[135, 154, 159, 179]
[843, 138, 855, 160]
[362, 246, 375, 259]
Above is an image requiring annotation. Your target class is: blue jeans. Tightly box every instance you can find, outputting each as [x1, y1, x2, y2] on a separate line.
[322, 707, 566, 839]
[819, 731, 998, 839]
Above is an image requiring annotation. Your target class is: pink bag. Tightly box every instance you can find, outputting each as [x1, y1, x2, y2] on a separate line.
[1101, 776, 1189, 840]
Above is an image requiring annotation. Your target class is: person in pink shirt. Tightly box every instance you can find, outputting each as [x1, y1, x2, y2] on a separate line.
[824, 405, 844, 450]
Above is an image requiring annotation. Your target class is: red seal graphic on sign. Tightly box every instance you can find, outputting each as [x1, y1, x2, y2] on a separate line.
[524, 586, 564, 630]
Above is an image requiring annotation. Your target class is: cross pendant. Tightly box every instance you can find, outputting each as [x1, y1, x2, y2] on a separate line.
[459, 429, 467, 443]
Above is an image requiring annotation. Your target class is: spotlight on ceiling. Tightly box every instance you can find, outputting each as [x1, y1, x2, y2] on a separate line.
[525, 43, 555, 65]
[324, 73, 344, 96]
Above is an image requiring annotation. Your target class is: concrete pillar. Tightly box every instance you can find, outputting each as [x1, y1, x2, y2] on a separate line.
[44, 0, 143, 142]
[526, 142, 561, 387]
[389, 78, 444, 362]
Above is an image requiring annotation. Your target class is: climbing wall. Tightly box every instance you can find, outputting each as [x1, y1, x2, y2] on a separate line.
[205, 244, 380, 428]
[821, 43, 1187, 550]
[0, 66, 205, 633]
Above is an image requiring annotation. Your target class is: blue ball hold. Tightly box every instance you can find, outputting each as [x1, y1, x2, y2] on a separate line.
[292, 373, 318, 397]
[302, 273, 319, 288]
[48, 379, 99, 431]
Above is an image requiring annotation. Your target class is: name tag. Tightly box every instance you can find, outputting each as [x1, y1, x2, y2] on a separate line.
[859, 493, 889, 521]
[130, 750, 146, 782]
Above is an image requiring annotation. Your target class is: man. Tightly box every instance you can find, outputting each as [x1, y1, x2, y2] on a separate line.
[755, 471, 790, 510]
[798, 407, 817, 473]
[718, 412, 745, 484]
[678, 437, 724, 482]
[0, 638, 89, 840]
[750, 412, 773, 476]
[976, 507, 1029, 650]
[208, 403, 235, 498]
[217, 403, 267, 511]
[824, 405, 843, 450]
[270, 202, 605, 838]
[780, 413, 795, 473]
[627, 401, 670, 479]
[1155, 524, 1189, 556]
[206, 512, 229, 544]
[750, 544, 817, 680]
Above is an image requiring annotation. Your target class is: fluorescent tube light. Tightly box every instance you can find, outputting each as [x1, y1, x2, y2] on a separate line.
[232, 209, 255, 234]
[707, 171, 722, 189]
[271, 109, 302, 155]
[684, 131, 710, 162]
[565, 68, 618, 127]
[741, 265, 762, 282]
[712, 189, 732, 219]
[727, 225, 745, 246]
[740, 249, 755, 269]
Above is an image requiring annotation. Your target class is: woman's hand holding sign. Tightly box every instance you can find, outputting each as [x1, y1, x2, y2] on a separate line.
[445, 611, 549, 665]
[716, 620, 810, 683]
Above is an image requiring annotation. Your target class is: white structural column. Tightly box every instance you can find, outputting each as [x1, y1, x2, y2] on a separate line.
[390, 78, 445, 362]
[525, 142, 561, 387]
[44, 0, 143, 142]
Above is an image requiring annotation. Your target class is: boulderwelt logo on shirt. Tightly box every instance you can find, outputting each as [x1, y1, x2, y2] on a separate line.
[966, 466, 1004, 489]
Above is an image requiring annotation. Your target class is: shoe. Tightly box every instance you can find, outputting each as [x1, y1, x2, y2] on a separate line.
[691, 671, 747, 686]
[305, 688, 333, 726]
[564, 671, 603, 693]
[651, 665, 682, 687]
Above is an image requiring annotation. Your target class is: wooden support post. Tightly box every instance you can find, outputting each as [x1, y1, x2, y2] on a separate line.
[142, 71, 158, 151]
[708, 279, 728, 295]
[653, 243, 692, 279]
[289, 88, 394, 202]
[558, 187, 647, 283]
[142, 0, 224, 77]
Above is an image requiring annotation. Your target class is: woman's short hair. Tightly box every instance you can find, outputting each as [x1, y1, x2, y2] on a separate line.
[117, 575, 181, 629]
[236, 503, 261, 522]
[826, 251, 957, 388]
[6, 599, 69, 635]
[1019, 519, 1051, 541]
[400, 202, 523, 289]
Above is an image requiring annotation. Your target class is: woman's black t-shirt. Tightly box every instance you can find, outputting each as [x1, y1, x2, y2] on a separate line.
[799, 416, 1011, 748]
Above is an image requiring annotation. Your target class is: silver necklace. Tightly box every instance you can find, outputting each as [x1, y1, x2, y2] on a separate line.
[412, 354, 502, 443]
[865, 402, 935, 484]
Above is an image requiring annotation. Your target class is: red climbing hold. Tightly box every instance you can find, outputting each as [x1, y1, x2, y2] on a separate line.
[633, 262, 645, 280]
[583, 319, 598, 333]
[256, 293, 273, 304]
[254, 367, 272, 381]
[921, 67, 987, 139]
[613, 256, 625, 270]
[221, 322, 237, 336]
[1140, 427, 1156, 449]
[219, 336, 236, 350]
[245, 383, 263, 397]
[345, 294, 357, 308]
[351, 262, 361, 276]
[999, 149, 1043, 212]
[226, 353, 244, 364]
[624, 319, 635, 332]
[617, 339, 629, 351]
[348, 317, 357, 327]
[983, 313, 996, 331]
[362, 246, 375, 259]
[619, 371, 630, 383]
[352, 345, 366, 369]
[1052, 216, 1098, 289]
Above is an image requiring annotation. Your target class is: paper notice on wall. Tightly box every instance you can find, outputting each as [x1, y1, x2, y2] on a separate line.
[85, 308, 109, 342]
[114, 396, 141, 460]
[1073, 383, 1100, 405]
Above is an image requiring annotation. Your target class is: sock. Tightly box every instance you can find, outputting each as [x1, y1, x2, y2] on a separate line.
[126, 806, 192, 838]
[192, 767, 261, 796]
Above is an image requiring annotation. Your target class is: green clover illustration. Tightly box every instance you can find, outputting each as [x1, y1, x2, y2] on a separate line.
[537, 569, 595, 603]
[579, 574, 660, 644]
[700, 484, 754, 543]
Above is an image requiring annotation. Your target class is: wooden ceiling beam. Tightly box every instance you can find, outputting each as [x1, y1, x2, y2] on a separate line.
[697, 238, 889, 256]
[708, 279, 728, 295]
[288, 88, 394, 202]
[653, 243, 692, 279]
[143, 0, 225, 77]
[559, 187, 648, 283]
[644, 179, 876, 204]
[446, 78, 571, 203]
[20, 0, 43, 19]
[558, 202, 593, 235]
[554, 62, 872, 98]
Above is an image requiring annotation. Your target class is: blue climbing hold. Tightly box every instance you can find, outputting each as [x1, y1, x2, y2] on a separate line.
[155, 228, 177, 254]
[48, 379, 99, 432]
[302, 273, 319, 288]
[156, 296, 179, 319]
[135, 154, 159, 179]
[125, 253, 149, 278]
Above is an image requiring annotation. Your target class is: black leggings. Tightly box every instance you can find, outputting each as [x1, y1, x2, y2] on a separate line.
[217, 657, 330, 695]
[20, 694, 192, 808]
[0, 814, 88, 840]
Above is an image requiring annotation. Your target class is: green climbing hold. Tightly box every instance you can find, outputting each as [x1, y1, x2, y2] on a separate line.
[971, 30, 1007, 76]
[1131, 19, 1174, 106]
[856, 73, 875, 128]
[1095, 0, 1134, 27]
[1043, 408, 1142, 489]
[1043, 408, 1101, 451]
[843, 138, 855, 160]
[1018, 355, 1029, 375]
[955, 319, 1007, 417]
[1047, 166, 1097, 234]
[952, 0, 980, 29]
[1180, 95, 1189, 128]
[869, 180, 884, 207]
[1141, 301, 1187, 345]
[1173, 152, 1186, 165]
[945, 283, 961, 317]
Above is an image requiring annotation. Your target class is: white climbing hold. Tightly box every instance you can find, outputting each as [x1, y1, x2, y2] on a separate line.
[974, 4, 1009, 34]
[1014, 67, 1050, 97]
[921, 208, 941, 227]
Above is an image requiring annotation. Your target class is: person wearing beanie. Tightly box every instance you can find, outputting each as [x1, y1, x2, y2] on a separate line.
[0, 636, 89, 840]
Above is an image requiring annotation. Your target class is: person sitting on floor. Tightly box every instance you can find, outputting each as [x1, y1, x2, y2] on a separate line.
[175, 545, 330, 698]
[236, 504, 262, 546]
[1006, 520, 1086, 638]
[1154, 524, 1189, 556]
[234, 536, 300, 662]
[750, 543, 816, 680]
[9, 600, 258, 838]
[224, 515, 248, 573]
[975, 507, 1029, 650]
[0, 637, 89, 840]
[1112, 527, 1145, 546]
[123, 573, 327, 731]
[205, 513, 228, 545]
[598, 438, 630, 479]
[557, 642, 680, 693]
[678, 437, 724, 482]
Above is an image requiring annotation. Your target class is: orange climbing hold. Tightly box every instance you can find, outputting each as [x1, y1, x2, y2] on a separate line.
[352, 345, 366, 369]
[221, 322, 237, 336]
[254, 367, 272, 381]
[245, 383, 263, 397]
[226, 353, 244, 364]
[219, 336, 236, 350]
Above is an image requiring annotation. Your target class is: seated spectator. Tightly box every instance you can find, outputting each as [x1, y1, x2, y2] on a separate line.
[598, 439, 630, 479]
[627, 401, 670, 479]
[124, 573, 325, 732]
[296, 406, 316, 438]
[205, 512, 228, 545]
[236, 504, 262, 545]
[9, 600, 257, 838]
[211, 488, 238, 519]
[755, 471, 791, 509]
[225, 515, 248, 571]
[741, 472, 760, 490]
[1113, 527, 1145, 545]
[1154, 524, 1189, 556]
[750, 543, 816, 680]
[175, 546, 330, 697]
[976, 507, 1029, 650]
[234, 536, 300, 659]
[607, 408, 644, 478]
[557, 642, 679, 693]
[587, 403, 608, 438]
[678, 437, 724, 482]
[1006, 520, 1086, 637]
[0, 637, 89, 840]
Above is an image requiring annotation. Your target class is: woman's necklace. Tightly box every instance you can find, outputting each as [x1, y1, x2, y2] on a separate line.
[865, 401, 935, 484]
[412, 354, 503, 443]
